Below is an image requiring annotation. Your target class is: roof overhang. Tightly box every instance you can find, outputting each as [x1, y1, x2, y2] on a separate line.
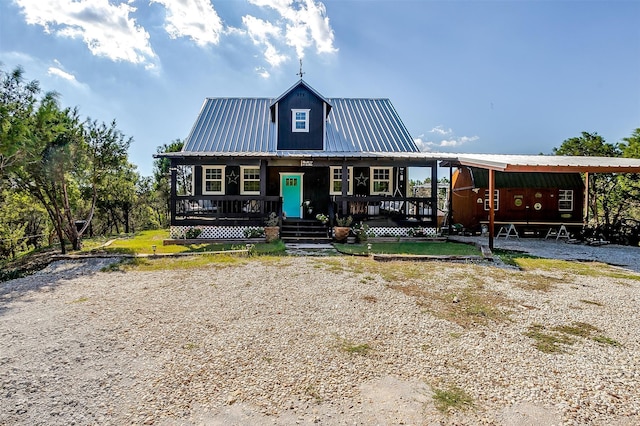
[441, 154, 640, 173]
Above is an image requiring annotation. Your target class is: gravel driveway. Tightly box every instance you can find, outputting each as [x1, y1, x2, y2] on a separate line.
[1, 255, 639, 425]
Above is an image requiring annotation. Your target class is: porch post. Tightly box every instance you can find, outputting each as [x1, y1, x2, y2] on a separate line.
[583, 171, 589, 224]
[341, 162, 348, 217]
[488, 168, 495, 250]
[430, 161, 438, 225]
[448, 166, 453, 231]
[170, 159, 177, 226]
[260, 160, 268, 216]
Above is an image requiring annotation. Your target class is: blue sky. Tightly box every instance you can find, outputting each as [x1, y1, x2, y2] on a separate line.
[1, 0, 639, 179]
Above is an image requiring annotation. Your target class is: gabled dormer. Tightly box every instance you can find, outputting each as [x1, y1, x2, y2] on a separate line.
[270, 80, 332, 150]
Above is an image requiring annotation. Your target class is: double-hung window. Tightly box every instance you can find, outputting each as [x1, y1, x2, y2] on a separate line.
[558, 189, 573, 211]
[329, 166, 353, 195]
[484, 190, 499, 211]
[202, 166, 225, 195]
[241, 166, 260, 195]
[370, 167, 393, 195]
[292, 109, 310, 132]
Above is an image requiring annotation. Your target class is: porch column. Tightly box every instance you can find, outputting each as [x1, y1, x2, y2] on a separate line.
[341, 162, 348, 217]
[170, 159, 177, 226]
[448, 166, 453, 231]
[430, 161, 438, 225]
[260, 160, 268, 215]
[583, 172, 589, 224]
[488, 168, 495, 250]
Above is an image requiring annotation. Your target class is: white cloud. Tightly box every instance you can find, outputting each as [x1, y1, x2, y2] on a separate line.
[414, 129, 479, 151]
[242, 15, 287, 67]
[429, 125, 453, 136]
[150, 0, 223, 46]
[245, 0, 337, 64]
[15, 0, 157, 68]
[255, 67, 270, 79]
[48, 66, 74, 82]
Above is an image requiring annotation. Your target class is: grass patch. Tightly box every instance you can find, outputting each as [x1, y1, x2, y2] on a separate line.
[69, 297, 89, 303]
[524, 324, 575, 353]
[525, 321, 622, 352]
[514, 257, 640, 282]
[80, 230, 286, 256]
[334, 241, 480, 256]
[388, 279, 513, 328]
[579, 299, 604, 307]
[432, 385, 474, 413]
[492, 249, 540, 267]
[592, 335, 622, 347]
[102, 253, 248, 272]
[337, 337, 372, 355]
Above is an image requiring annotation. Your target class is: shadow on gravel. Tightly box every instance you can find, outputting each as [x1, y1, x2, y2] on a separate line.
[0, 257, 120, 317]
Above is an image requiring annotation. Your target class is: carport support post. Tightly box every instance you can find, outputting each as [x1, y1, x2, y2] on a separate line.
[488, 168, 495, 250]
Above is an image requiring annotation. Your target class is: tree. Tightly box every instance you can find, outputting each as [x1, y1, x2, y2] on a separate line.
[0, 66, 40, 180]
[152, 139, 183, 227]
[554, 130, 640, 243]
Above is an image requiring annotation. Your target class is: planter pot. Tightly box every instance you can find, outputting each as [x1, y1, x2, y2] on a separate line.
[333, 226, 350, 242]
[264, 226, 280, 243]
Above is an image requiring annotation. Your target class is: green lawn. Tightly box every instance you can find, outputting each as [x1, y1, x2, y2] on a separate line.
[80, 229, 286, 256]
[334, 241, 480, 256]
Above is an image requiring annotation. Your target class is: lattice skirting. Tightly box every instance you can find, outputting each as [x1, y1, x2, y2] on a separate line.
[170, 226, 263, 240]
[170, 225, 438, 239]
[369, 227, 438, 238]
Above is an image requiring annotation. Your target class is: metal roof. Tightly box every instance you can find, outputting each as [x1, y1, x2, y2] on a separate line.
[469, 167, 584, 188]
[181, 97, 418, 155]
[450, 154, 640, 173]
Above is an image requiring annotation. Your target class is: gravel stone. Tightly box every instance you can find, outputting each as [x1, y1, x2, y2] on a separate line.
[1, 254, 639, 425]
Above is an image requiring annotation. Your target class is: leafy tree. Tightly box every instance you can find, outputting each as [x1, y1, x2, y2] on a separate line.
[554, 130, 640, 243]
[152, 139, 183, 227]
[0, 66, 40, 180]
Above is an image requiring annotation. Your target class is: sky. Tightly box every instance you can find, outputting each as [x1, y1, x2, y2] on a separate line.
[1, 0, 639, 180]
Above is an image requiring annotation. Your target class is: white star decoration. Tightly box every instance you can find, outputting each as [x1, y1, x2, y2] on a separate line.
[355, 172, 368, 186]
[227, 170, 239, 184]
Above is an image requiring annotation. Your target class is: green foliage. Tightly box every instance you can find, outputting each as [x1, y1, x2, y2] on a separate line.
[264, 212, 280, 227]
[553, 130, 640, 243]
[335, 215, 353, 227]
[432, 385, 474, 413]
[335, 241, 480, 256]
[243, 227, 265, 238]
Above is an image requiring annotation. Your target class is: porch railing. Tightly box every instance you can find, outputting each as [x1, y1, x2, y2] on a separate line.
[173, 195, 282, 225]
[331, 195, 437, 224]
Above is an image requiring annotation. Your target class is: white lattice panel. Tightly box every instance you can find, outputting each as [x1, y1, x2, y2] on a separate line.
[370, 227, 438, 238]
[170, 226, 262, 239]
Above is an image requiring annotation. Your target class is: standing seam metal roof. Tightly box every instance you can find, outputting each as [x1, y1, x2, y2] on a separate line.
[181, 97, 417, 154]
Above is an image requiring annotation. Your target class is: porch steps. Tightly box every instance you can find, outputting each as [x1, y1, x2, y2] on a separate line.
[280, 219, 331, 244]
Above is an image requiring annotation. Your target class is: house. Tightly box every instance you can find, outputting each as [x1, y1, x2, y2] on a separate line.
[450, 166, 585, 235]
[157, 79, 441, 240]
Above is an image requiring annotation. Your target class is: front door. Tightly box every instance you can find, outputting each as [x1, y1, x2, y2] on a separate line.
[280, 173, 303, 218]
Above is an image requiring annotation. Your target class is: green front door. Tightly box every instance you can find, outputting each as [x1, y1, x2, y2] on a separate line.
[281, 173, 303, 218]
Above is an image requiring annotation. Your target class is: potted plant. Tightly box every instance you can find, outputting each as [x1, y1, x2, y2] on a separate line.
[264, 212, 280, 242]
[352, 222, 372, 243]
[333, 215, 353, 242]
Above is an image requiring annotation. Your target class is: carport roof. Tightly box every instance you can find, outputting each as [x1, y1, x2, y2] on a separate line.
[442, 154, 640, 173]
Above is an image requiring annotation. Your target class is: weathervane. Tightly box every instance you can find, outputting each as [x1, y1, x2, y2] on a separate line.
[296, 58, 305, 79]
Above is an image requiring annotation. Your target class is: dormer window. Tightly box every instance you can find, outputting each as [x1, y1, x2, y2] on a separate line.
[292, 109, 310, 132]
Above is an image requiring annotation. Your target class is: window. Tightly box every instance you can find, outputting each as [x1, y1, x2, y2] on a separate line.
[241, 166, 260, 195]
[484, 190, 499, 211]
[558, 189, 573, 211]
[202, 166, 225, 194]
[329, 166, 353, 195]
[292, 109, 310, 132]
[370, 167, 393, 195]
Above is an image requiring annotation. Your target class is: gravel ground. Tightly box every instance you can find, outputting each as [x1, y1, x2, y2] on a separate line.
[450, 236, 640, 273]
[1, 254, 640, 425]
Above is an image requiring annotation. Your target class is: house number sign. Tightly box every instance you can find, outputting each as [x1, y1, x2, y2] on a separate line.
[300, 160, 313, 166]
